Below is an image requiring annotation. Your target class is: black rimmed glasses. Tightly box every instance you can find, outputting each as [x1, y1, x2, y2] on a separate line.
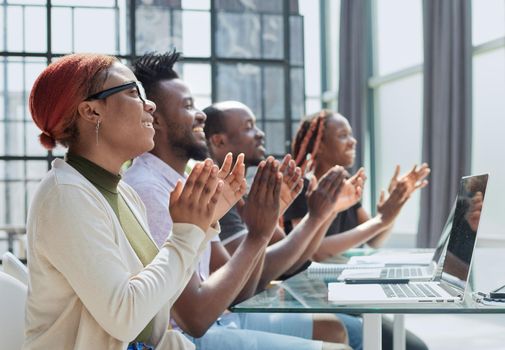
[86, 81, 147, 104]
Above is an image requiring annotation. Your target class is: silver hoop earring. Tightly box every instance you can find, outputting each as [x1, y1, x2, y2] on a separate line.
[95, 120, 101, 145]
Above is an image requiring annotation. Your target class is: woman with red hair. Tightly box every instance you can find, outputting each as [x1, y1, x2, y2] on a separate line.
[24, 54, 244, 350]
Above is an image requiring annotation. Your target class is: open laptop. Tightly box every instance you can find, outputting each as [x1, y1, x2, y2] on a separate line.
[337, 200, 456, 282]
[328, 173, 488, 304]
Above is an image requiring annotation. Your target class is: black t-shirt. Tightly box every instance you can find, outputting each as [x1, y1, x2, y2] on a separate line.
[280, 177, 363, 278]
[283, 177, 362, 236]
[218, 205, 249, 245]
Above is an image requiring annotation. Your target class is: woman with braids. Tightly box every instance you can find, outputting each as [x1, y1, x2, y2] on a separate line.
[23, 53, 245, 350]
[285, 109, 430, 261]
[284, 110, 431, 350]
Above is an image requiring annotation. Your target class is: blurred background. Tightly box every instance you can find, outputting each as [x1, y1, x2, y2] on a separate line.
[0, 0, 504, 255]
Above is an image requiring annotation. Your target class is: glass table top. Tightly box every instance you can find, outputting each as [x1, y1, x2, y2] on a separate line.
[231, 271, 505, 314]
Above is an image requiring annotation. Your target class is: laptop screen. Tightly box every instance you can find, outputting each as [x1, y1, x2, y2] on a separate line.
[431, 199, 457, 265]
[440, 174, 488, 292]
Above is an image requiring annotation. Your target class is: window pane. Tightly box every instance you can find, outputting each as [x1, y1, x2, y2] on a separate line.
[0, 182, 5, 225]
[7, 6, 23, 52]
[264, 122, 285, 155]
[472, 0, 505, 46]
[51, 7, 72, 53]
[215, 0, 282, 13]
[5, 58, 45, 121]
[472, 48, 505, 237]
[182, 11, 210, 57]
[0, 64, 4, 122]
[26, 122, 47, 156]
[263, 15, 283, 59]
[182, 0, 209, 10]
[5, 161, 23, 180]
[117, 0, 129, 55]
[74, 8, 116, 53]
[24, 61, 46, 121]
[7, 0, 45, 4]
[6, 61, 26, 121]
[290, 16, 303, 65]
[263, 65, 284, 120]
[52, 0, 115, 6]
[299, 1, 320, 98]
[26, 161, 47, 180]
[216, 63, 262, 118]
[376, 0, 423, 75]
[0, 6, 4, 50]
[375, 73, 423, 234]
[291, 68, 304, 120]
[0, 125, 3, 155]
[216, 12, 260, 58]
[136, 5, 181, 55]
[305, 97, 321, 116]
[4, 122, 25, 156]
[181, 63, 211, 97]
[25, 6, 46, 52]
[6, 181, 25, 225]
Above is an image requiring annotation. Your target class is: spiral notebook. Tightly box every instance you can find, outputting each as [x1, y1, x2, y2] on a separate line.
[307, 261, 384, 275]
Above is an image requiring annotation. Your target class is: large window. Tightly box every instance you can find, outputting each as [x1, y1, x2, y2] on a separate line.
[370, 0, 424, 241]
[0, 0, 305, 251]
[471, 0, 505, 240]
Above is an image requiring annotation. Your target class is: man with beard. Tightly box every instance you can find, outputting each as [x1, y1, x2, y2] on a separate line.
[203, 101, 366, 350]
[124, 51, 354, 350]
[204, 103, 429, 350]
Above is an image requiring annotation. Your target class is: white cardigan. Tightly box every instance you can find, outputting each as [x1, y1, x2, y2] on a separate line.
[23, 159, 211, 350]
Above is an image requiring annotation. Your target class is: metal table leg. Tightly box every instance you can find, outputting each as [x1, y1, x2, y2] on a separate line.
[363, 313, 382, 350]
[393, 314, 406, 350]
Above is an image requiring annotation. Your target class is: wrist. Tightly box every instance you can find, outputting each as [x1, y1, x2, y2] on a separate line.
[307, 206, 333, 222]
[374, 214, 393, 229]
[245, 230, 271, 247]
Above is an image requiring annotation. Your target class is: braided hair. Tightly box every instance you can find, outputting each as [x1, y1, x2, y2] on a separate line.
[292, 109, 334, 171]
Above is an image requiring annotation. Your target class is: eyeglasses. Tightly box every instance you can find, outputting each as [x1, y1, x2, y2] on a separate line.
[86, 81, 147, 103]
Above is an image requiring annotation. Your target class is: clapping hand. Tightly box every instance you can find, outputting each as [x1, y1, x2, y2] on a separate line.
[212, 152, 248, 222]
[242, 157, 282, 243]
[306, 165, 346, 220]
[377, 180, 410, 227]
[332, 167, 366, 213]
[170, 159, 223, 234]
[376, 163, 430, 227]
[278, 154, 304, 215]
[388, 163, 430, 196]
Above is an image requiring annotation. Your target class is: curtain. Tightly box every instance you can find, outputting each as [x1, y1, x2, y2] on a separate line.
[417, 0, 472, 247]
[337, 0, 371, 172]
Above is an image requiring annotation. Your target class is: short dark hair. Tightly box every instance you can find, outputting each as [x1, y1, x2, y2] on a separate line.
[203, 105, 227, 139]
[131, 50, 181, 97]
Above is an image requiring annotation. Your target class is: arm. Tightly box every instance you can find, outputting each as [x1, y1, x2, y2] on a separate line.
[171, 158, 281, 336]
[258, 166, 364, 287]
[314, 177, 420, 260]
[38, 186, 208, 342]
[312, 215, 389, 261]
[171, 236, 268, 337]
[39, 160, 222, 342]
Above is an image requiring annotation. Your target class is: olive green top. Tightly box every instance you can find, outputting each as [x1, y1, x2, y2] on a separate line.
[66, 153, 158, 344]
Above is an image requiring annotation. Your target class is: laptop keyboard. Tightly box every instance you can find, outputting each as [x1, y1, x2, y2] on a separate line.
[381, 283, 442, 298]
[380, 267, 424, 278]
